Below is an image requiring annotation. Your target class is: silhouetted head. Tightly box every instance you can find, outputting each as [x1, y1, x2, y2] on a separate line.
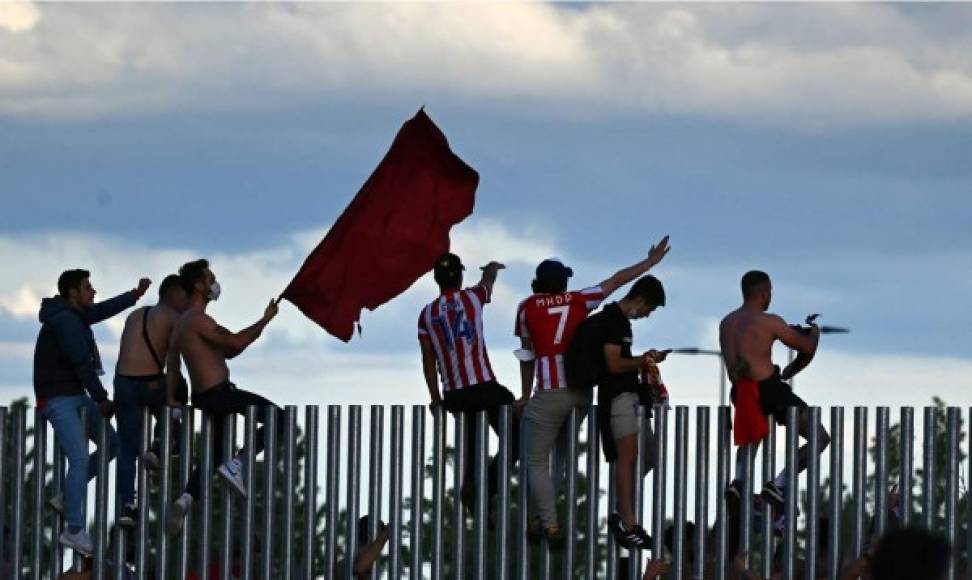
[872, 527, 950, 580]
[58, 269, 95, 309]
[159, 274, 189, 311]
[179, 259, 220, 303]
[433, 252, 464, 291]
[531, 257, 572, 294]
[619, 275, 666, 320]
[741, 270, 771, 311]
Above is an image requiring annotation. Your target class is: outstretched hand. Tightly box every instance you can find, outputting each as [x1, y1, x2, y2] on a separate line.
[264, 298, 280, 321]
[134, 277, 152, 299]
[480, 261, 506, 272]
[647, 235, 671, 267]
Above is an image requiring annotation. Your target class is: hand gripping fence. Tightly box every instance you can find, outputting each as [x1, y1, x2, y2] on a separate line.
[1, 402, 968, 579]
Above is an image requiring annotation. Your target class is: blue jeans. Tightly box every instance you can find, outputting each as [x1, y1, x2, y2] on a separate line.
[42, 394, 119, 529]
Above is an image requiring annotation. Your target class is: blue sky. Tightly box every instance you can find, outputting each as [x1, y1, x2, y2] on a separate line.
[1, 2, 970, 409]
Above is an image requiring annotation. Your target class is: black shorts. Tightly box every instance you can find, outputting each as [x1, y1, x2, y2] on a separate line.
[758, 369, 808, 426]
[442, 380, 515, 415]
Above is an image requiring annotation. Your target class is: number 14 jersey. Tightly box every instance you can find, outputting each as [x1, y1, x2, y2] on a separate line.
[515, 286, 606, 392]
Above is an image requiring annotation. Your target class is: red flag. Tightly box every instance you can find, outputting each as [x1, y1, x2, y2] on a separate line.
[282, 109, 478, 342]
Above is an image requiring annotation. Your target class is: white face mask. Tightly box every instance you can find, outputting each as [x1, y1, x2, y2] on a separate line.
[207, 280, 221, 302]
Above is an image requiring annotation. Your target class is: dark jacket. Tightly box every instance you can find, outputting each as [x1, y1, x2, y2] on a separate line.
[33, 292, 136, 404]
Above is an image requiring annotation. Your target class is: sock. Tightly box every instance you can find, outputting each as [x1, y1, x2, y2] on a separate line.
[772, 471, 787, 488]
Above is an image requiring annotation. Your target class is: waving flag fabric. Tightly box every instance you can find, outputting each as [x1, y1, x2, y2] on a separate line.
[283, 109, 478, 342]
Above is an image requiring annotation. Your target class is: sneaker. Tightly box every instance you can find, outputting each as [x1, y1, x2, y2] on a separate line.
[542, 523, 565, 551]
[118, 504, 138, 528]
[166, 493, 193, 536]
[607, 512, 653, 551]
[725, 479, 743, 516]
[59, 528, 94, 556]
[141, 450, 161, 472]
[760, 481, 785, 511]
[217, 458, 247, 497]
[48, 493, 65, 516]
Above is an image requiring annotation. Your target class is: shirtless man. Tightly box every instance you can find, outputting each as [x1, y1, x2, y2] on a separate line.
[113, 274, 188, 527]
[719, 270, 829, 510]
[165, 259, 283, 535]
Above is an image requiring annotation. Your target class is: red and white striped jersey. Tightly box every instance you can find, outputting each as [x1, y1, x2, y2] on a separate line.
[418, 283, 495, 392]
[515, 286, 606, 392]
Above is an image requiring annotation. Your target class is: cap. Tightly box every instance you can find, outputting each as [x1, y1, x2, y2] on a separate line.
[535, 257, 573, 282]
[433, 252, 465, 280]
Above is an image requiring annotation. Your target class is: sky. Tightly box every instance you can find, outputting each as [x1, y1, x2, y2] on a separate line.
[1, 2, 971, 413]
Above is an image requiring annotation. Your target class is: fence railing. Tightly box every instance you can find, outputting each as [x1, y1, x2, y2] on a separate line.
[0, 403, 967, 579]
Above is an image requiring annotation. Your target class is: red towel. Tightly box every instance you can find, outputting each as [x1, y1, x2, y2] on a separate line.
[732, 378, 768, 446]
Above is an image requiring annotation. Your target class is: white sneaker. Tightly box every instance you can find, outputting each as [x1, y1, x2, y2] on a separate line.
[59, 528, 94, 556]
[217, 458, 247, 497]
[166, 493, 193, 537]
[48, 493, 65, 516]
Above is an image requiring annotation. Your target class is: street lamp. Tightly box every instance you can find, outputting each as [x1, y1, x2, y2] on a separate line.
[670, 348, 728, 407]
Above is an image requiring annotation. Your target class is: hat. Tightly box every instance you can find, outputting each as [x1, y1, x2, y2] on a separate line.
[535, 257, 573, 282]
[433, 253, 465, 277]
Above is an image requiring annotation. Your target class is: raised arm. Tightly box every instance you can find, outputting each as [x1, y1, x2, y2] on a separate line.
[598, 235, 670, 298]
[477, 261, 506, 295]
[195, 299, 278, 359]
[771, 315, 819, 355]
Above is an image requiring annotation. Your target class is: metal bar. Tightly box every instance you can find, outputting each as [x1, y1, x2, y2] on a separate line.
[761, 426, 777, 580]
[540, 434, 550, 580]
[473, 410, 489, 580]
[31, 410, 46, 580]
[389, 406, 404, 579]
[219, 414, 236, 580]
[805, 407, 821, 580]
[241, 407, 257, 580]
[827, 407, 844, 580]
[412, 406, 428, 580]
[74, 406, 88, 573]
[282, 406, 297, 580]
[324, 406, 341, 578]
[649, 404, 665, 576]
[197, 413, 214, 580]
[136, 407, 152, 580]
[50, 415, 65, 580]
[783, 407, 799, 580]
[453, 412, 467, 580]
[176, 408, 195, 580]
[923, 406, 936, 531]
[302, 405, 319, 580]
[367, 405, 384, 580]
[0, 407, 7, 579]
[945, 408, 959, 580]
[564, 408, 579, 580]
[156, 406, 173, 580]
[874, 407, 889, 537]
[495, 405, 511, 580]
[517, 412, 530, 580]
[431, 407, 445, 580]
[606, 462, 617, 580]
[93, 416, 110, 580]
[899, 407, 914, 527]
[694, 406, 710, 580]
[12, 405, 26, 580]
[739, 440, 754, 564]
[262, 406, 279, 580]
[344, 406, 361, 580]
[851, 407, 867, 559]
[715, 406, 730, 580]
[585, 407, 600, 580]
[672, 406, 689, 580]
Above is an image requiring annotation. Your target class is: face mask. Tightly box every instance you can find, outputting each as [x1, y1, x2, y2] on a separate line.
[207, 281, 222, 302]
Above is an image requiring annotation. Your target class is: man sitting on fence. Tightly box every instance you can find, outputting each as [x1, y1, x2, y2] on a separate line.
[719, 270, 829, 512]
[165, 259, 285, 535]
[515, 235, 669, 547]
[112, 273, 188, 528]
[417, 252, 520, 515]
[34, 269, 150, 555]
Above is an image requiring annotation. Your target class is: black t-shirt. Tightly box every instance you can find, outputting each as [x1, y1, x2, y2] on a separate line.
[596, 302, 640, 394]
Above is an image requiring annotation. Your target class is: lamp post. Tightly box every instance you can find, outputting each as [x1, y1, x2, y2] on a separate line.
[670, 348, 728, 407]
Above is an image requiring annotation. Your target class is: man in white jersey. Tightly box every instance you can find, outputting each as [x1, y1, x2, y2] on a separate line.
[418, 252, 518, 513]
[516, 236, 670, 546]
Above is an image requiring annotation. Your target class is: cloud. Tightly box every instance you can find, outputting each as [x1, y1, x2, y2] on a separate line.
[1, 4, 971, 126]
[0, 2, 40, 33]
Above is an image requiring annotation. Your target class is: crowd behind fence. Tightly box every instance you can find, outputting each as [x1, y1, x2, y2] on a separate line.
[0, 402, 968, 579]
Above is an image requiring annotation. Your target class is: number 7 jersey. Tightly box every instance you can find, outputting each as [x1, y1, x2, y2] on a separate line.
[418, 283, 495, 392]
[515, 286, 606, 392]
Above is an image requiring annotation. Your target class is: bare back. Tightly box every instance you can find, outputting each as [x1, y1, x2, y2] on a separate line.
[116, 305, 179, 376]
[720, 307, 785, 383]
[175, 309, 231, 392]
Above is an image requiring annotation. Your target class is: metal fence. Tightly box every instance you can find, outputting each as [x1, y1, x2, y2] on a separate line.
[0, 403, 968, 579]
